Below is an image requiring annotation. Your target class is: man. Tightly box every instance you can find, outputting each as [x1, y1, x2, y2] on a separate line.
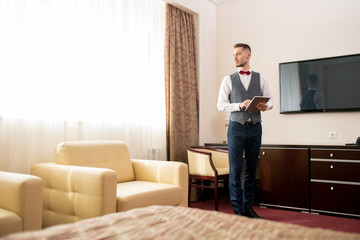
[299, 74, 325, 111]
[217, 43, 273, 218]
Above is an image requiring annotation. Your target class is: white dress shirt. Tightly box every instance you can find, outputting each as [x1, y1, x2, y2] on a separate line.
[217, 69, 273, 112]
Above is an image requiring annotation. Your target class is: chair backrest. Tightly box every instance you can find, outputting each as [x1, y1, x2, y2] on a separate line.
[190, 147, 229, 169]
[187, 147, 217, 176]
[55, 140, 135, 183]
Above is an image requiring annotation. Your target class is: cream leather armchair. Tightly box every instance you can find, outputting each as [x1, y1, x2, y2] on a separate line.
[31, 140, 188, 228]
[0, 171, 42, 237]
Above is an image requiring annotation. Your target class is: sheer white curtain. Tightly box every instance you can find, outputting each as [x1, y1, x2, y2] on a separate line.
[0, 0, 166, 174]
[280, 63, 301, 112]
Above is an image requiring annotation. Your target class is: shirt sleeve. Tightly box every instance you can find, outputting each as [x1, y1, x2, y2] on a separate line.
[314, 91, 325, 110]
[260, 73, 274, 111]
[217, 75, 241, 112]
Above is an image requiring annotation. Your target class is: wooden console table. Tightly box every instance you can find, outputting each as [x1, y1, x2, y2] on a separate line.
[259, 144, 360, 218]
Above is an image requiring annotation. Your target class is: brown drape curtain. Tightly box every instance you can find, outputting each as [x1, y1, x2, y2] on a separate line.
[165, 4, 199, 163]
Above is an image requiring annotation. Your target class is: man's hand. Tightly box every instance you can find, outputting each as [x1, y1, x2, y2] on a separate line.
[256, 102, 268, 112]
[240, 99, 251, 110]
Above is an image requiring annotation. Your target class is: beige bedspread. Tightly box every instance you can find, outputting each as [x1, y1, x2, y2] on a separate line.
[2, 205, 360, 240]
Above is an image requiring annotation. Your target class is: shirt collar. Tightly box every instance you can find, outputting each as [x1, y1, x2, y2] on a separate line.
[238, 68, 252, 72]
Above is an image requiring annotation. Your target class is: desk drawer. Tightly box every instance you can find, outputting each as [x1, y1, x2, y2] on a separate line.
[311, 181, 360, 216]
[311, 160, 360, 182]
[311, 149, 360, 160]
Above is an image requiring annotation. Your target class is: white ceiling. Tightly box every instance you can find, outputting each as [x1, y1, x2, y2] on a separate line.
[208, 0, 233, 4]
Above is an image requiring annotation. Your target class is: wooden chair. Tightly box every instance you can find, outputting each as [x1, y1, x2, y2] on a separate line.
[187, 146, 229, 211]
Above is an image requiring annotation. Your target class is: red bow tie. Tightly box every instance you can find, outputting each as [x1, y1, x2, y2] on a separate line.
[239, 70, 251, 75]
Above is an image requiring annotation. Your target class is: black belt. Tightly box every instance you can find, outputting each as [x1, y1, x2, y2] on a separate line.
[244, 121, 259, 126]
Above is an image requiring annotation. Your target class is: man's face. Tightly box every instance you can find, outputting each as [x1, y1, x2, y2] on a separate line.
[233, 47, 250, 68]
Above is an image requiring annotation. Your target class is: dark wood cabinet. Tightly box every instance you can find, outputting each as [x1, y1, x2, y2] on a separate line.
[310, 148, 360, 217]
[207, 143, 360, 217]
[311, 182, 360, 216]
[259, 147, 309, 211]
[259, 145, 360, 218]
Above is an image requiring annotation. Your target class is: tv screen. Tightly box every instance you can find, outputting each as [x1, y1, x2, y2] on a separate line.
[279, 54, 360, 113]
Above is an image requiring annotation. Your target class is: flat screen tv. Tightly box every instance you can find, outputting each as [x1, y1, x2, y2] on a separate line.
[279, 53, 360, 113]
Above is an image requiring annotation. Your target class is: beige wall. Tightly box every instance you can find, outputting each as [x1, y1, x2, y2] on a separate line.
[168, 0, 360, 146]
[216, 0, 360, 145]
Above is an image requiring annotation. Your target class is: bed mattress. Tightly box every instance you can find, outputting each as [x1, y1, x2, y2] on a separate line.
[2, 205, 360, 240]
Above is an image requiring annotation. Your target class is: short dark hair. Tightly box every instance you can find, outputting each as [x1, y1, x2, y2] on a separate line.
[308, 74, 318, 84]
[234, 43, 251, 52]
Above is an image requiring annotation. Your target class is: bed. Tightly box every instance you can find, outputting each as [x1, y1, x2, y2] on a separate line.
[2, 206, 360, 240]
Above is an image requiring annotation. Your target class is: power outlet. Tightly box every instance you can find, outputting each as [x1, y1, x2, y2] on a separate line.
[329, 131, 337, 139]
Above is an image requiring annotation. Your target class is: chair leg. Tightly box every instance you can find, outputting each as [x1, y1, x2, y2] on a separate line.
[201, 180, 205, 202]
[224, 179, 229, 193]
[214, 178, 218, 211]
[188, 176, 192, 207]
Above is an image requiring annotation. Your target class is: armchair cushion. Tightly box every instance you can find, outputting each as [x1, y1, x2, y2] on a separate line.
[116, 181, 183, 211]
[0, 208, 22, 236]
[131, 159, 188, 207]
[117, 159, 188, 211]
[0, 171, 42, 236]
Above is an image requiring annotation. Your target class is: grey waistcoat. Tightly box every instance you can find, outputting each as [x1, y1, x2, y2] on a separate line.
[229, 71, 262, 124]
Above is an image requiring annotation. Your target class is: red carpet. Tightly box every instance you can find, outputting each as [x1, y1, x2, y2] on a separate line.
[190, 196, 360, 234]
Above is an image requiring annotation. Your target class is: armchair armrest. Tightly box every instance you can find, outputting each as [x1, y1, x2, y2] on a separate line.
[31, 163, 117, 228]
[131, 159, 188, 207]
[0, 171, 42, 234]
